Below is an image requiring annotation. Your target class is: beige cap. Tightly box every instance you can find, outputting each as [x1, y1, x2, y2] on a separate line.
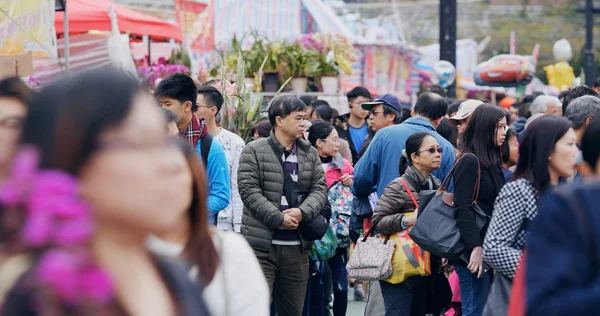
[449, 99, 484, 123]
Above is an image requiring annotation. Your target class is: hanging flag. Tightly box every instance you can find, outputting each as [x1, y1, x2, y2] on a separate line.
[0, 0, 57, 58]
[531, 44, 540, 66]
[509, 30, 516, 55]
[175, 0, 214, 52]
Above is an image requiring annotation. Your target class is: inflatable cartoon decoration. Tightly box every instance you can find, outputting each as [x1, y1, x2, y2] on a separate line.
[474, 54, 535, 87]
[544, 39, 576, 91]
[433, 60, 456, 88]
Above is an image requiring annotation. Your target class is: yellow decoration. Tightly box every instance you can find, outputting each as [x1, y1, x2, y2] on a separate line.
[545, 61, 575, 90]
[0, 0, 57, 58]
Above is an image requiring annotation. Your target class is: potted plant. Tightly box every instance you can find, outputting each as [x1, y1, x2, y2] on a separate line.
[216, 51, 291, 142]
[309, 34, 355, 94]
[261, 41, 284, 92]
[283, 42, 319, 93]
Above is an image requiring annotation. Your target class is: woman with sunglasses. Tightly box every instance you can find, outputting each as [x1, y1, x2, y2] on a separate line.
[453, 104, 507, 316]
[371, 132, 443, 316]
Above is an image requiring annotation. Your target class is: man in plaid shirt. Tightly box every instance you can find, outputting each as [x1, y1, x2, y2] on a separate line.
[155, 74, 230, 222]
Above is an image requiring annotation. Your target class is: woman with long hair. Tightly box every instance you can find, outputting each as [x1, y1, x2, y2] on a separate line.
[453, 104, 507, 316]
[0, 69, 210, 315]
[305, 120, 353, 316]
[372, 132, 444, 316]
[148, 138, 269, 316]
[482, 115, 577, 314]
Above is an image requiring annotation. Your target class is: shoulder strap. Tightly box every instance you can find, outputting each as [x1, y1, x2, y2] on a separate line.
[438, 153, 482, 204]
[267, 138, 294, 184]
[200, 134, 213, 168]
[399, 179, 419, 209]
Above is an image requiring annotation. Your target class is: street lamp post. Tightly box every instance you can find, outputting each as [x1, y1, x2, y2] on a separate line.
[577, 1, 599, 87]
[439, 0, 457, 98]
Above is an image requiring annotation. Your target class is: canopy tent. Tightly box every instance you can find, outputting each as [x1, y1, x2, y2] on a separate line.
[212, 0, 354, 46]
[55, 0, 182, 42]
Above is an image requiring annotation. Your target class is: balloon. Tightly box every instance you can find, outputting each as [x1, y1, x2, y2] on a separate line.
[545, 61, 575, 90]
[433, 61, 456, 88]
[553, 39, 573, 62]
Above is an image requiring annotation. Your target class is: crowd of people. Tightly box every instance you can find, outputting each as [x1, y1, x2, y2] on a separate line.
[1, 68, 600, 316]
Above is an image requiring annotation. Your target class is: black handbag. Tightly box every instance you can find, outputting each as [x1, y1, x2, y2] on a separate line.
[409, 153, 490, 260]
[268, 138, 327, 241]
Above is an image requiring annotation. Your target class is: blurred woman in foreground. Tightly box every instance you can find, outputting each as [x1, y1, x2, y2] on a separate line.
[0, 69, 209, 315]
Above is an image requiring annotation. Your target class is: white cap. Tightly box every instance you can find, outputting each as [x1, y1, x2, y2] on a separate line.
[449, 99, 484, 123]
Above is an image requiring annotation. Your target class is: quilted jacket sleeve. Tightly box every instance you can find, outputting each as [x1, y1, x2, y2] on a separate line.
[298, 147, 327, 223]
[372, 179, 415, 235]
[237, 144, 284, 230]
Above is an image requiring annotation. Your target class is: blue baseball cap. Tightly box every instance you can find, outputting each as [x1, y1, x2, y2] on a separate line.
[361, 93, 402, 113]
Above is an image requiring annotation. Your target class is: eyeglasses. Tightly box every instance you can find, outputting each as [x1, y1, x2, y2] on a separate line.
[418, 147, 443, 154]
[370, 110, 384, 116]
[320, 138, 340, 145]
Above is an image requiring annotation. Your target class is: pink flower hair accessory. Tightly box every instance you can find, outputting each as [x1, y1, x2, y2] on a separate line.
[0, 146, 114, 306]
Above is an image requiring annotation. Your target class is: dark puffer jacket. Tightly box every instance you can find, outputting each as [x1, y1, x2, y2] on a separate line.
[238, 132, 327, 252]
[372, 166, 441, 235]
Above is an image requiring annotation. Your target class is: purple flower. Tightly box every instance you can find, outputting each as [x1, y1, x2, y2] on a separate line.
[34, 171, 78, 196]
[12, 146, 39, 182]
[37, 250, 81, 304]
[79, 266, 114, 304]
[0, 184, 22, 206]
[22, 210, 54, 247]
[54, 217, 93, 247]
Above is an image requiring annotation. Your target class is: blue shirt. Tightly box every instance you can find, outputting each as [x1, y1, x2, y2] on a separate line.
[196, 138, 231, 224]
[349, 124, 369, 152]
[503, 167, 514, 183]
[353, 117, 456, 198]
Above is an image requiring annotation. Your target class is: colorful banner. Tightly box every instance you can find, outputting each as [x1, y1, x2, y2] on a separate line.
[361, 46, 412, 100]
[0, 0, 57, 58]
[175, 0, 214, 52]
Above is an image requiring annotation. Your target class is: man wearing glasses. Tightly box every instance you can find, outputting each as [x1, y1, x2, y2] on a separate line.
[361, 93, 403, 132]
[335, 87, 373, 165]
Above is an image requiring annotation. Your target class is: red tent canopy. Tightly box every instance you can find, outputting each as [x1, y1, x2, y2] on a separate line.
[55, 0, 182, 42]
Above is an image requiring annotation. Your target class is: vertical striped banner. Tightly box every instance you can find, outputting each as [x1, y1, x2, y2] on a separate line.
[213, 0, 302, 46]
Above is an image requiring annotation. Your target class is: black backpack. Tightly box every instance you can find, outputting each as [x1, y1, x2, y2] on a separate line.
[199, 134, 213, 168]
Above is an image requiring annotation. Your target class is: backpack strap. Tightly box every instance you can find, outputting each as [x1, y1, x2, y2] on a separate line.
[200, 134, 213, 168]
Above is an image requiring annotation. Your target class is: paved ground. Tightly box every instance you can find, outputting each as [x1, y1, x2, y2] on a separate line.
[346, 299, 366, 316]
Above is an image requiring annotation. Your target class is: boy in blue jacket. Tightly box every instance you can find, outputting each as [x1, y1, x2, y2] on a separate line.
[155, 74, 230, 223]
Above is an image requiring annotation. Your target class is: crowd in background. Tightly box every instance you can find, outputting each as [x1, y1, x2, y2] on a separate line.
[1, 69, 600, 316]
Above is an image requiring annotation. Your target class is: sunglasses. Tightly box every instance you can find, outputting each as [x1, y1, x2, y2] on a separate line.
[419, 147, 443, 154]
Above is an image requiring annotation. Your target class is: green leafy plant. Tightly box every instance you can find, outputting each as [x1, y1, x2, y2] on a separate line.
[216, 51, 291, 142]
[283, 43, 320, 77]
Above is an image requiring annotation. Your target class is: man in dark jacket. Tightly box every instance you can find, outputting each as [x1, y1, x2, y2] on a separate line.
[238, 95, 327, 316]
[335, 86, 373, 165]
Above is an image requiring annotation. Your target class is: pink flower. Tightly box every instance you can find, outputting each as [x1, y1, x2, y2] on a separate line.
[0, 184, 22, 206]
[37, 250, 81, 304]
[23, 210, 54, 247]
[54, 217, 93, 247]
[34, 171, 78, 196]
[12, 146, 39, 182]
[79, 267, 114, 304]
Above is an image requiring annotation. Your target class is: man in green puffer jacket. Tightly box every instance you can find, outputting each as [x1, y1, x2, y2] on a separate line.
[238, 95, 327, 316]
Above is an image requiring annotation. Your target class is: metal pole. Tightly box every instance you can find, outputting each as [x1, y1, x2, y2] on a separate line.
[585, 0, 595, 87]
[439, 0, 457, 98]
[147, 36, 152, 66]
[63, 1, 70, 73]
